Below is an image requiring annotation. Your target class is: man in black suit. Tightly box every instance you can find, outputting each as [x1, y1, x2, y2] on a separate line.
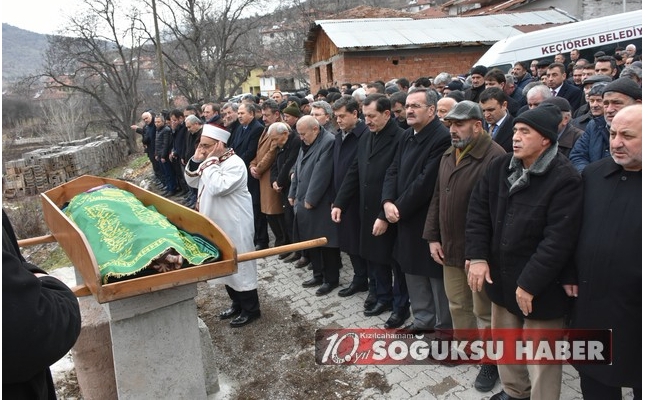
[546, 62, 583, 113]
[331, 94, 407, 328]
[330, 95, 371, 300]
[229, 103, 267, 249]
[479, 88, 514, 153]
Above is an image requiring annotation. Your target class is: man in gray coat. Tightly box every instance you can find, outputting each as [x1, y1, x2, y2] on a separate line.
[289, 116, 342, 296]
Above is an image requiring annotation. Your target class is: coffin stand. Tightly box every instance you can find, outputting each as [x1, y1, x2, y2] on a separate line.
[31, 175, 326, 399]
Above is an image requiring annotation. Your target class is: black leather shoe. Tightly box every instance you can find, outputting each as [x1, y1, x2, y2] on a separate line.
[278, 252, 292, 260]
[384, 311, 410, 329]
[316, 282, 338, 296]
[295, 257, 310, 268]
[364, 294, 377, 311]
[364, 302, 392, 317]
[218, 307, 241, 320]
[229, 312, 260, 328]
[338, 283, 369, 297]
[489, 390, 528, 400]
[475, 364, 499, 392]
[302, 277, 321, 288]
[284, 253, 301, 263]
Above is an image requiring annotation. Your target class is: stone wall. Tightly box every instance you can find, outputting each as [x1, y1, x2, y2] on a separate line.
[3, 135, 127, 198]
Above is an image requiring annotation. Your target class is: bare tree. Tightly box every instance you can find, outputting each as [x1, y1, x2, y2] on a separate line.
[153, 0, 266, 103]
[38, 0, 153, 154]
[39, 94, 91, 144]
[262, 0, 356, 91]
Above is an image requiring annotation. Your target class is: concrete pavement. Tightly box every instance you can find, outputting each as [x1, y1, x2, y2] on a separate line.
[256, 252, 631, 400]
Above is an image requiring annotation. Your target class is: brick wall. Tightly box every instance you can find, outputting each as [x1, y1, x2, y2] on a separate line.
[309, 47, 488, 93]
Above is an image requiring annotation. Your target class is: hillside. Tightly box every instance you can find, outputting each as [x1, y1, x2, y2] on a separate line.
[2, 24, 49, 83]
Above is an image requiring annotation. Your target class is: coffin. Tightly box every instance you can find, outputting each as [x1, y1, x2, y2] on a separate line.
[41, 175, 237, 303]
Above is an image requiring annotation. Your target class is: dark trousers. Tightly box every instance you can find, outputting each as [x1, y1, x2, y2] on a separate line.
[225, 285, 260, 316]
[579, 372, 641, 400]
[171, 158, 187, 192]
[368, 259, 409, 314]
[308, 247, 341, 284]
[160, 160, 176, 192]
[391, 259, 410, 313]
[281, 194, 294, 241]
[369, 260, 393, 304]
[149, 153, 163, 181]
[349, 254, 371, 287]
[253, 204, 269, 247]
[266, 213, 289, 247]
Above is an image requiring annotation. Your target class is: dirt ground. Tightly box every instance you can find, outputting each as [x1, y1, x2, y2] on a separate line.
[12, 154, 384, 400]
[196, 282, 374, 400]
[48, 278, 378, 399]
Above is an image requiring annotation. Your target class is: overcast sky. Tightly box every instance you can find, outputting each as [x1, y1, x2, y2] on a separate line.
[2, 0, 281, 35]
[1, 0, 78, 35]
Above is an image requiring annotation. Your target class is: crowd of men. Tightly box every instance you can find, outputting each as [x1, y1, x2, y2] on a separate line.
[130, 44, 642, 400]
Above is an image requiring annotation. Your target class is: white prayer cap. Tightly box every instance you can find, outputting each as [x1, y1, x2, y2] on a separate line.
[202, 123, 230, 143]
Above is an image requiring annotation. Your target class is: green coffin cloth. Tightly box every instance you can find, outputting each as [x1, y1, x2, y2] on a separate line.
[64, 185, 219, 283]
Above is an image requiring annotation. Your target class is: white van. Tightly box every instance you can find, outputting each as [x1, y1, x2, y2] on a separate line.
[475, 10, 642, 72]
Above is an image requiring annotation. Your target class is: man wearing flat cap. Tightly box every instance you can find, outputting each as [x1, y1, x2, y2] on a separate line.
[465, 104, 583, 400]
[570, 77, 642, 172]
[423, 101, 505, 392]
[572, 74, 612, 120]
[185, 124, 260, 327]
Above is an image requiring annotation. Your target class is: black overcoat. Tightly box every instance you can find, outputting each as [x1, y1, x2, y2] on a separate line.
[334, 119, 403, 264]
[465, 152, 583, 320]
[570, 157, 641, 388]
[382, 118, 450, 277]
[332, 120, 367, 255]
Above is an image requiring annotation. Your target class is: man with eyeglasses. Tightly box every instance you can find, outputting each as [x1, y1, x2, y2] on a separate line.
[382, 88, 452, 332]
[310, 100, 337, 134]
[185, 124, 260, 327]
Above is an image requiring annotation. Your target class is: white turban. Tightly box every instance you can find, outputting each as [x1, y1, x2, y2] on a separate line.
[202, 124, 230, 144]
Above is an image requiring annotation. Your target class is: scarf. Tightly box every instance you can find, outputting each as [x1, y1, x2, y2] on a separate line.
[507, 142, 558, 195]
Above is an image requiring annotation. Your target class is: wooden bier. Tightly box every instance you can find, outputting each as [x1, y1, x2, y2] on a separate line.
[39, 175, 326, 303]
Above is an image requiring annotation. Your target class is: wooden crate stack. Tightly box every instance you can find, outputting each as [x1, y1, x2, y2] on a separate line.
[3, 136, 127, 199]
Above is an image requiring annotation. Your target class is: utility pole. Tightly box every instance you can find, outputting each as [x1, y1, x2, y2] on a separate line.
[152, 0, 169, 109]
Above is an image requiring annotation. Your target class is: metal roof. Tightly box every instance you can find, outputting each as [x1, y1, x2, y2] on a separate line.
[312, 8, 578, 51]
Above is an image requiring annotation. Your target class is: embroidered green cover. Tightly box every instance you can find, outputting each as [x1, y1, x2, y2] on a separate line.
[64, 186, 219, 283]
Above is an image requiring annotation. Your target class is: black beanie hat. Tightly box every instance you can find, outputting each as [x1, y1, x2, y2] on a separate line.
[603, 77, 642, 100]
[470, 65, 488, 77]
[514, 104, 562, 143]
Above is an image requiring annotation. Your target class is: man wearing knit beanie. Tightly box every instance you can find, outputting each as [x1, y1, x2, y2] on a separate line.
[464, 65, 487, 103]
[569, 77, 642, 172]
[282, 101, 302, 131]
[466, 94, 582, 400]
[514, 103, 562, 146]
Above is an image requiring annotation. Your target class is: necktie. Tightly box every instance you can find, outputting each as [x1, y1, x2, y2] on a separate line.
[551, 89, 557, 97]
[491, 124, 498, 138]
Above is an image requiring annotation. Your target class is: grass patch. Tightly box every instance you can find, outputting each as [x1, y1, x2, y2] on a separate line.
[40, 246, 73, 271]
[102, 154, 149, 179]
